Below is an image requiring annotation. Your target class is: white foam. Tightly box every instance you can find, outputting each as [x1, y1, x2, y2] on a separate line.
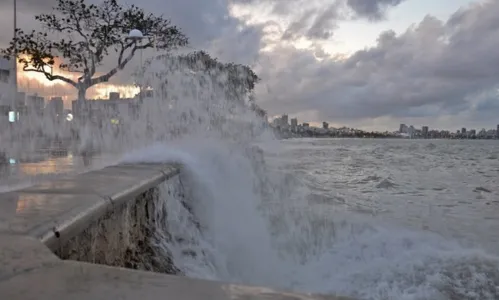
[116, 54, 499, 299]
[123, 140, 499, 300]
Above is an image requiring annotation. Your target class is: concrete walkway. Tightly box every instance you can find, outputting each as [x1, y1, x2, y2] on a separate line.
[0, 163, 352, 300]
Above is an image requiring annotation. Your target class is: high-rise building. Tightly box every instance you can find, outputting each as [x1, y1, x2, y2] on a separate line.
[0, 58, 11, 108]
[109, 92, 120, 100]
[408, 125, 415, 137]
[422, 126, 429, 137]
[26, 94, 45, 114]
[16, 92, 26, 106]
[47, 97, 64, 116]
[496, 124, 499, 138]
[281, 114, 288, 127]
[290, 118, 298, 129]
[399, 124, 407, 133]
[462, 128, 466, 134]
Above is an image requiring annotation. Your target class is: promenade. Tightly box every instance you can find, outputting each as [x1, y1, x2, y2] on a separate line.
[0, 160, 352, 300]
[0, 151, 118, 192]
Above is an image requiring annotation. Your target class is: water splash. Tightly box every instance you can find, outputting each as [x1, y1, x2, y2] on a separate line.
[5, 50, 499, 299]
[124, 139, 499, 300]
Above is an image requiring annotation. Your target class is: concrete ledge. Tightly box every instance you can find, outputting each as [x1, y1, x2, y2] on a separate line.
[0, 259, 352, 300]
[0, 163, 352, 300]
[0, 163, 178, 250]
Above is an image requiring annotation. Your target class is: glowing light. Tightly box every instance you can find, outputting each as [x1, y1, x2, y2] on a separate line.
[92, 84, 140, 99]
[8, 111, 15, 122]
[16, 54, 139, 100]
[66, 113, 73, 121]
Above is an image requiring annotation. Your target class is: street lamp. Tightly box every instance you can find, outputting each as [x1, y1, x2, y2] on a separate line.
[126, 29, 158, 100]
[127, 29, 146, 99]
[12, 0, 17, 115]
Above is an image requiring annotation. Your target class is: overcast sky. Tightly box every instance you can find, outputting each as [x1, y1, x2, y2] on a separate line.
[2, 0, 498, 131]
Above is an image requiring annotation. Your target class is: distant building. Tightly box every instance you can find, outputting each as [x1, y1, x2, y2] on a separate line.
[16, 92, 26, 107]
[422, 126, 429, 137]
[478, 128, 487, 138]
[408, 125, 415, 137]
[323, 121, 329, 130]
[0, 57, 12, 108]
[399, 124, 407, 133]
[26, 94, 45, 115]
[281, 114, 288, 127]
[302, 123, 309, 128]
[497, 124, 499, 138]
[462, 128, 466, 134]
[72, 98, 138, 121]
[290, 118, 298, 131]
[109, 92, 120, 100]
[470, 129, 476, 136]
[47, 97, 64, 116]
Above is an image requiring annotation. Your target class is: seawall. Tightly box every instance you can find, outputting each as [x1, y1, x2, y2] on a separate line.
[0, 163, 352, 300]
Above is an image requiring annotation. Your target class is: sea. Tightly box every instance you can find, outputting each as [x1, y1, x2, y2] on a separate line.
[124, 137, 499, 300]
[3, 55, 499, 299]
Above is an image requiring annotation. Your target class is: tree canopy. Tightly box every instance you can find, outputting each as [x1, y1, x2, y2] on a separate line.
[1, 0, 188, 100]
[149, 51, 260, 99]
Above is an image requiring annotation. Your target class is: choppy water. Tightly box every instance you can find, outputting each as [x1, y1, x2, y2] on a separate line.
[4, 51, 499, 299]
[126, 138, 499, 300]
[263, 138, 499, 254]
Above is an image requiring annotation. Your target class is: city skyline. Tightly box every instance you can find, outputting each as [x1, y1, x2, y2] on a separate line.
[271, 113, 499, 134]
[0, 0, 497, 130]
[272, 113, 499, 136]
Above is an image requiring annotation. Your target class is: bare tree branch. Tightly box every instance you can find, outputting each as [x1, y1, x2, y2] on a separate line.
[0, 0, 188, 99]
[92, 42, 150, 85]
[23, 66, 77, 87]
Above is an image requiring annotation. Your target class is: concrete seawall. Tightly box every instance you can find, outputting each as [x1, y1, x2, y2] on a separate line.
[0, 163, 351, 300]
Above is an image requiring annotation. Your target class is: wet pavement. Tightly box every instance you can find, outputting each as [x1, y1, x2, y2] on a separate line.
[0, 152, 119, 192]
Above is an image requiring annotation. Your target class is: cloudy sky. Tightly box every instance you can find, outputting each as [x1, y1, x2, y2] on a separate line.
[1, 0, 498, 131]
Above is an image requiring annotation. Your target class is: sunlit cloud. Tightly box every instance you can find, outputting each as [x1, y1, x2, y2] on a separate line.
[15, 54, 139, 108]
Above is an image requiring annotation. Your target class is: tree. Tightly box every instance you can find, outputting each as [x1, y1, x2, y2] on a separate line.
[151, 51, 260, 103]
[1, 0, 188, 101]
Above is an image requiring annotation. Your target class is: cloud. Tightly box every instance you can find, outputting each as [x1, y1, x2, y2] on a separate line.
[2, 0, 497, 131]
[256, 0, 499, 129]
[346, 0, 406, 21]
[233, 0, 406, 42]
[0, 0, 264, 100]
[281, 3, 340, 40]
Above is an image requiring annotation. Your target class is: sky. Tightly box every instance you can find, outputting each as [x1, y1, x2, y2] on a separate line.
[1, 0, 498, 131]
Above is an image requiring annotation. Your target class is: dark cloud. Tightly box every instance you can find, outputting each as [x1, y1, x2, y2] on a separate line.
[0, 0, 263, 98]
[282, 3, 340, 40]
[2, 0, 497, 130]
[0, 0, 56, 13]
[233, 0, 405, 42]
[346, 0, 406, 20]
[256, 0, 499, 128]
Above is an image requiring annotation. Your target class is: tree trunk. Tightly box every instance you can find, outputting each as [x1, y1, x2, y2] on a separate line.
[77, 86, 87, 102]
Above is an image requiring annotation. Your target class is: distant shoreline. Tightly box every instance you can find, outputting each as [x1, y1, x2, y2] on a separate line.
[272, 130, 499, 141]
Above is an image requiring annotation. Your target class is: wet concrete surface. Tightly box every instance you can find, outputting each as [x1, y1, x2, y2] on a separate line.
[0, 163, 351, 300]
[0, 152, 119, 192]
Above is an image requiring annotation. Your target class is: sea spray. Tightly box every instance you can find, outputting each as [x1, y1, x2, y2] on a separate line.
[118, 55, 499, 298]
[125, 140, 499, 300]
[124, 139, 292, 286]
[12, 50, 494, 299]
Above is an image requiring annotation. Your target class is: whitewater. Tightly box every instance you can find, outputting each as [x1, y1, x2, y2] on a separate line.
[115, 55, 499, 300]
[120, 136, 499, 300]
[3, 54, 499, 299]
